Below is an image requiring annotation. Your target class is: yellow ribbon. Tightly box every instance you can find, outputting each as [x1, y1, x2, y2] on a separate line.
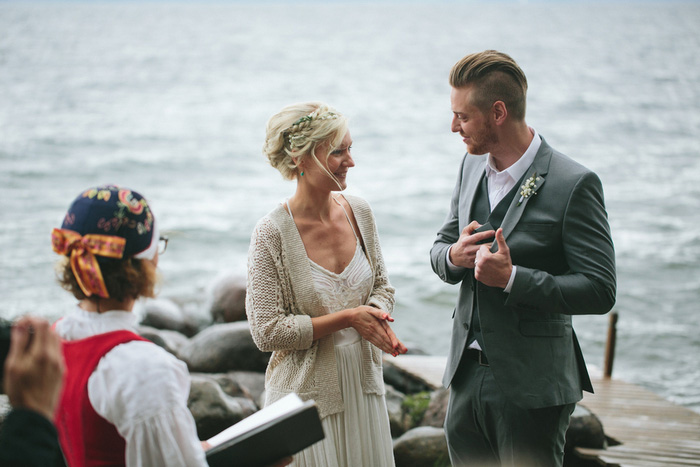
[51, 228, 126, 298]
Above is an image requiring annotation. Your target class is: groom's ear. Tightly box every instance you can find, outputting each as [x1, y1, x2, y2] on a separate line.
[491, 100, 508, 126]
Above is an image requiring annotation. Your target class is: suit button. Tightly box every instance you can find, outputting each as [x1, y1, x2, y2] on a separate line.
[463, 323, 469, 330]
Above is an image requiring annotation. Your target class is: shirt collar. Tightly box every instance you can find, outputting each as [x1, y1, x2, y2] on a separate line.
[485, 128, 541, 181]
[55, 307, 139, 340]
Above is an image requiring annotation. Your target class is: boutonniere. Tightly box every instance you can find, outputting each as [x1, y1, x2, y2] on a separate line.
[517, 173, 541, 206]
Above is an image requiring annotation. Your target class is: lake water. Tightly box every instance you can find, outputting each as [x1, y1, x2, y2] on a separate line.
[1, 1, 699, 413]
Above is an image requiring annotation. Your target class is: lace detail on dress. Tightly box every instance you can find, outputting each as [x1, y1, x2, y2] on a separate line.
[310, 242, 373, 313]
[310, 243, 372, 346]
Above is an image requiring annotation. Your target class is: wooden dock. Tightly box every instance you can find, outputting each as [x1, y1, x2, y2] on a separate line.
[576, 373, 700, 466]
[388, 355, 700, 466]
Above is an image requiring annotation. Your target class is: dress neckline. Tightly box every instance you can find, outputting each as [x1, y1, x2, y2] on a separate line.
[285, 196, 365, 275]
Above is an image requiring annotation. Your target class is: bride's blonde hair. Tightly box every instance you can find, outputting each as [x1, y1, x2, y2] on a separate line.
[262, 102, 349, 182]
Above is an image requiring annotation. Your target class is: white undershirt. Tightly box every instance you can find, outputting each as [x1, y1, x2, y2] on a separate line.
[55, 308, 207, 467]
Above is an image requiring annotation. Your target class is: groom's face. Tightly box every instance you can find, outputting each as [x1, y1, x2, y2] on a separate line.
[450, 86, 498, 156]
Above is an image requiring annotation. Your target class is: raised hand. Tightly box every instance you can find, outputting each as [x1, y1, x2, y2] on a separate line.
[474, 228, 513, 289]
[3, 316, 65, 420]
[449, 221, 495, 269]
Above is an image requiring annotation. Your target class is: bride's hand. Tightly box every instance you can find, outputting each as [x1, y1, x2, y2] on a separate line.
[348, 306, 407, 356]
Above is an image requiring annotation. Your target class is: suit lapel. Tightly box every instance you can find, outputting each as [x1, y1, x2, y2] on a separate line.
[463, 156, 487, 225]
[496, 139, 553, 248]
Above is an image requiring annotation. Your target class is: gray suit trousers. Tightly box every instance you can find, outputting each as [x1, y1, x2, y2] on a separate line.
[444, 356, 575, 467]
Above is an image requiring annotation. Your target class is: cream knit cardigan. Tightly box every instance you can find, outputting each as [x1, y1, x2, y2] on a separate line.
[246, 194, 395, 419]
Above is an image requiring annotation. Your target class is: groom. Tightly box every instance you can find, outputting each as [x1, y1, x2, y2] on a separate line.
[430, 50, 616, 466]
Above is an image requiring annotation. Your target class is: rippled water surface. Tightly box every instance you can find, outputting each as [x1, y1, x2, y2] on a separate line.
[1, 1, 699, 412]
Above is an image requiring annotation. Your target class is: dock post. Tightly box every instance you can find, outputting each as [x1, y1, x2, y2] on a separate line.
[603, 312, 618, 379]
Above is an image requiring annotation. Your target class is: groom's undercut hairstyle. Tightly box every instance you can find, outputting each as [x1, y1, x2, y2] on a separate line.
[449, 50, 528, 121]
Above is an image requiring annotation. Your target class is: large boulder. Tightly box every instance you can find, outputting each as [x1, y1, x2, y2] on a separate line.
[137, 325, 190, 359]
[139, 298, 199, 337]
[383, 358, 433, 395]
[187, 375, 258, 440]
[565, 404, 606, 451]
[400, 391, 432, 432]
[420, 387, 449, 428]
[221, 371, 266, 406]
[192, 371, 266, 408]
[206, 273, 247, 323]
[393, 426, 450, 467]
[385, 384, 408, 438]
[179, 322, 270, 373]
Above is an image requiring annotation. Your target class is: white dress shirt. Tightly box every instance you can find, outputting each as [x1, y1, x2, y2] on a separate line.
[55, 308, 208, 467]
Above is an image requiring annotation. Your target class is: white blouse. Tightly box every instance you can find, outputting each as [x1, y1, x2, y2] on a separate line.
[55, 308, 207, 467]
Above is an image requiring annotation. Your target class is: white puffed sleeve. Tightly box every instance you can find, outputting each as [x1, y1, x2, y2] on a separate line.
[88, 341, 208, 467]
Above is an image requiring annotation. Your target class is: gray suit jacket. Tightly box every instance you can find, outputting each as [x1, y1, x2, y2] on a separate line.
[430, 137, 616, 409]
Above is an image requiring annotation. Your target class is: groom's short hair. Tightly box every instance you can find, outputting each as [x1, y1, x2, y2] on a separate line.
[450, 50, 528, 121]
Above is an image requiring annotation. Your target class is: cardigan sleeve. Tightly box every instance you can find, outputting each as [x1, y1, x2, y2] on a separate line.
[246, 217, 314, 352]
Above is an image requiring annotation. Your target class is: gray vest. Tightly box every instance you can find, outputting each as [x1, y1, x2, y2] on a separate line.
[467, 172, 526, 354]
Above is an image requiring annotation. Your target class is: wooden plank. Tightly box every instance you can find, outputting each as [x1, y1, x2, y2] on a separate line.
[575, 375, 700, 466]
[386, 355, 700, 466]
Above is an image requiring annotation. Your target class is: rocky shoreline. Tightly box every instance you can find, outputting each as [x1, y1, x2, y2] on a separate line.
[0, 274, 608, 466]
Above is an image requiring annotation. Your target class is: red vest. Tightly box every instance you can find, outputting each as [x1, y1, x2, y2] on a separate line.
[55, 330, 148, 467]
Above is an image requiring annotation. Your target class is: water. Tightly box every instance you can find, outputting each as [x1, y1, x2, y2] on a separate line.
[1, 1, 699, 413]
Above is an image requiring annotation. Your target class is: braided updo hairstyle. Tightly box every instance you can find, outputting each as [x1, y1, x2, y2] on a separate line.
[262, 102, 349, 181]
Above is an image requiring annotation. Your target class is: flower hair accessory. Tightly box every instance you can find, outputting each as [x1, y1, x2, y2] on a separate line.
[517, 173, 541, 206]
[286, 109, 339, 150]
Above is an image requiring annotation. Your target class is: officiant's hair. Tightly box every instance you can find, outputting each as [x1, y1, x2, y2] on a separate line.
[449, 50, 528, 121]
[262, 102, 349, 181]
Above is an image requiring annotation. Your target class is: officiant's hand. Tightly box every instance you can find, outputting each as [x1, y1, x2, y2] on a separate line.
[474, 228, 512, 289]
[3, 316, 65, 421]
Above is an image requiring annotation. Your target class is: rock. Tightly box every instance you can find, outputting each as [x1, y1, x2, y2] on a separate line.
[207, 273, 247, 323]
[224, 371, 266, 405]
[187, 375, 257, 440]
[401, 391, 432, 431]
[393, 426, 450, 467]
[420, 387, 449, 428]
[383, 358, 433, 395]
[192, 371, 266, 408]
[179, 322, 270, 373]
[385, 384, 407, 438]
[139, 298, 199, 337]
[565, 404, 606, 450]
[137, 325, 190, 358]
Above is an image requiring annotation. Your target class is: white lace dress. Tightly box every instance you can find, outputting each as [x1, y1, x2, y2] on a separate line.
[287, 201, 395, 467]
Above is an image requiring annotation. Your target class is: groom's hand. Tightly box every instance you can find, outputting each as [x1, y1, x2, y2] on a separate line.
[450, 221, 495, 268]
[474, 228, 512, 289]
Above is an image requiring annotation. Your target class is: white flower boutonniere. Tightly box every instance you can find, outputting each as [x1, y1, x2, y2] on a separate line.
[517, 173, 541, 206]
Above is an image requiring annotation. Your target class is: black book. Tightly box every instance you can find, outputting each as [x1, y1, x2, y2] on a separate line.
[205, 393, 325, 467]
